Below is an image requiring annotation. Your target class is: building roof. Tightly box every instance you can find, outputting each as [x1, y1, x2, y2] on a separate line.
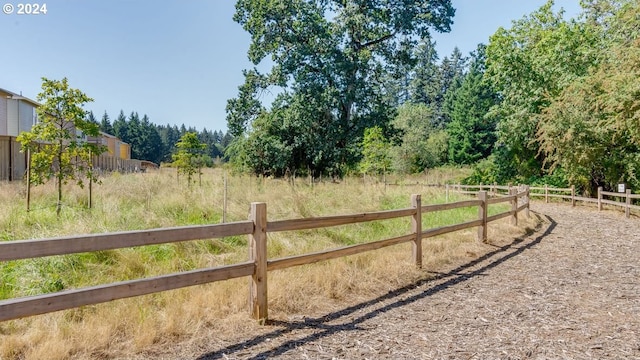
[99, 131, 119, 139]
[0, 87, 41, 107]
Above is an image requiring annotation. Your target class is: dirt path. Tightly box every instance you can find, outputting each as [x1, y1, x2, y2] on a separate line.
[139, 203, 640, 359]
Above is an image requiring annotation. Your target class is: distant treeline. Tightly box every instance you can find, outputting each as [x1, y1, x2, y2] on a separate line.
[88, 110, 232, 165]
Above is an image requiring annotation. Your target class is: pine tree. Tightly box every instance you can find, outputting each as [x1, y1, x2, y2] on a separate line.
[113, 110, 128, 141]
[100, 111, 114, 135]
[86, 111, 98, 124]
[410, 39, 441, 107]
[445, 44, 498, 164]
[172, 132, 207, 185]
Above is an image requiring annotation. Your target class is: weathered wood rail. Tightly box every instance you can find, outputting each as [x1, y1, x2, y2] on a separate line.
[0, 188, 530, 323]
[450, 183, 639, 218]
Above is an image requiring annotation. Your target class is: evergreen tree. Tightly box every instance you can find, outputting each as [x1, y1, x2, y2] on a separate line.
[173, 132, 207, 185]
[410, 39, 441, 108]
[359, 126, 391, 176]
[113, 110, 128, 141]
[127, 112, 141, 159]
[100, 111, 114, 135]
[138, 114, 163, 163]
[437, 47, 467, 127]
[446, 44, 499, 165]
[86, 111, 98, 124]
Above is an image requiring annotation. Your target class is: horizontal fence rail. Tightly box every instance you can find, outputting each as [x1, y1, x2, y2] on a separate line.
[0, 187, 530, 323]
[0, 221, 254, 262]
[450, 183, 638, 218]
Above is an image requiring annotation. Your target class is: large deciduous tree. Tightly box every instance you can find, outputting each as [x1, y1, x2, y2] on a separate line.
[17, 77, 103, 216]
[537, 0, 640, 193]
[227, 0, 455, 177]
[485, 0, 599, 181]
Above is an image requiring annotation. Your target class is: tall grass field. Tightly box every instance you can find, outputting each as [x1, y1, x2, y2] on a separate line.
[0, 168, 537, 359]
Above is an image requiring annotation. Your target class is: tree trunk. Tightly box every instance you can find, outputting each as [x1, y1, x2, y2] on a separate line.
[57, 174, 62, 216]
[56, 142, 63, 216]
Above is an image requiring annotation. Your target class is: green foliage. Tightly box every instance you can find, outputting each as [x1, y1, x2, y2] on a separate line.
[406, 42, 467, 128]
[172, 132, 207, 185]
[390, 103, 448, 173]
[409, 39, 442, 108]
[227, 0, 455, 177]
[359, 126, 391, 175]
[97, 110, 229, 165]
[524, 168, 569, 188]
[463, 156, 497, 185]
[536, 0, 640, 193]
[485, 0, 600, 180]
[445, 44, 498, 165]
[17, 77, 104, 216]
[436, 47, 467, 126]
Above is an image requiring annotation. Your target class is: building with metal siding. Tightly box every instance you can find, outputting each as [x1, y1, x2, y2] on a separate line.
[1, 86, 144, 179]
[0, 88, 39, 181]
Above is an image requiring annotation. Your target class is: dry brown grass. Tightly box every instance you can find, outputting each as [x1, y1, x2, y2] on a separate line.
[0, 167, 535, 360]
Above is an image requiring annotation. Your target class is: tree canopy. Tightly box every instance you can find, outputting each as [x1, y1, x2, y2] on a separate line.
[17, 77, 103, 215]
[445, 44, 498, 165]
[227, 0, 455, 177]
[470, 0, 640, 192]
[535, 0, 640, 193]
[172, 132, 207, 185]
[485, 0, 600, 181]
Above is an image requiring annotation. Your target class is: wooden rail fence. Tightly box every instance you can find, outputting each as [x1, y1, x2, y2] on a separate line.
[450, 183, 639, 219]
[0, 188, 530, 323]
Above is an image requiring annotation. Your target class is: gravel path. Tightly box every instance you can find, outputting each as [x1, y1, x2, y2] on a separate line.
[145, 203, 640, 360]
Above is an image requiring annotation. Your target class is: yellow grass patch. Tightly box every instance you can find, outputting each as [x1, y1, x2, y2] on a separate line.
[0, 167, 536, 359]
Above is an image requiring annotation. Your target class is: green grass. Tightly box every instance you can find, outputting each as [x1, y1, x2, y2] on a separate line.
[0, 167, 529, 360]
[0, 169, 508, 300]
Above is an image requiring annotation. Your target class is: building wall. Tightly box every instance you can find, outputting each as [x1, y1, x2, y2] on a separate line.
[4, 99, 37, 136]
[106, 136, 116, 155]
[0, 96, 7, 135]
[0, 90, 36, 180]
[6, 99, 18, 136]
[0, 136, 26, 181]
[19, 100, 36, 134]
[119, 142, 130, 160]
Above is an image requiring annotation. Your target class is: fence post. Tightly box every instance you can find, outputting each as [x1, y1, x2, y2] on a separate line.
[411, 194, 422, 268]
[249, 202, 268, 322]
[626, 189, 631, 218]
[477, 191, 487, 242]
[510, 187, 518, 226]
[525, 185, 531, 218]
[571, 185, 576, 207]
[445, 184, 449, 202]
[598, 186, 603, 211]
[545, 184, 549, 203]
[223, 171, 228, 223]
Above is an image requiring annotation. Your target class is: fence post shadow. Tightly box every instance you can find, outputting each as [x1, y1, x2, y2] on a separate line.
[195, 212, 557, 360]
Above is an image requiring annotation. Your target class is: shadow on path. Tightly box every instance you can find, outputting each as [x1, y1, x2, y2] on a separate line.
[196, 213, 557, 360]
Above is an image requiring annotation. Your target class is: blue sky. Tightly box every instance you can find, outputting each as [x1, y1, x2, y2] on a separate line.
[1, 0, 582, 133]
